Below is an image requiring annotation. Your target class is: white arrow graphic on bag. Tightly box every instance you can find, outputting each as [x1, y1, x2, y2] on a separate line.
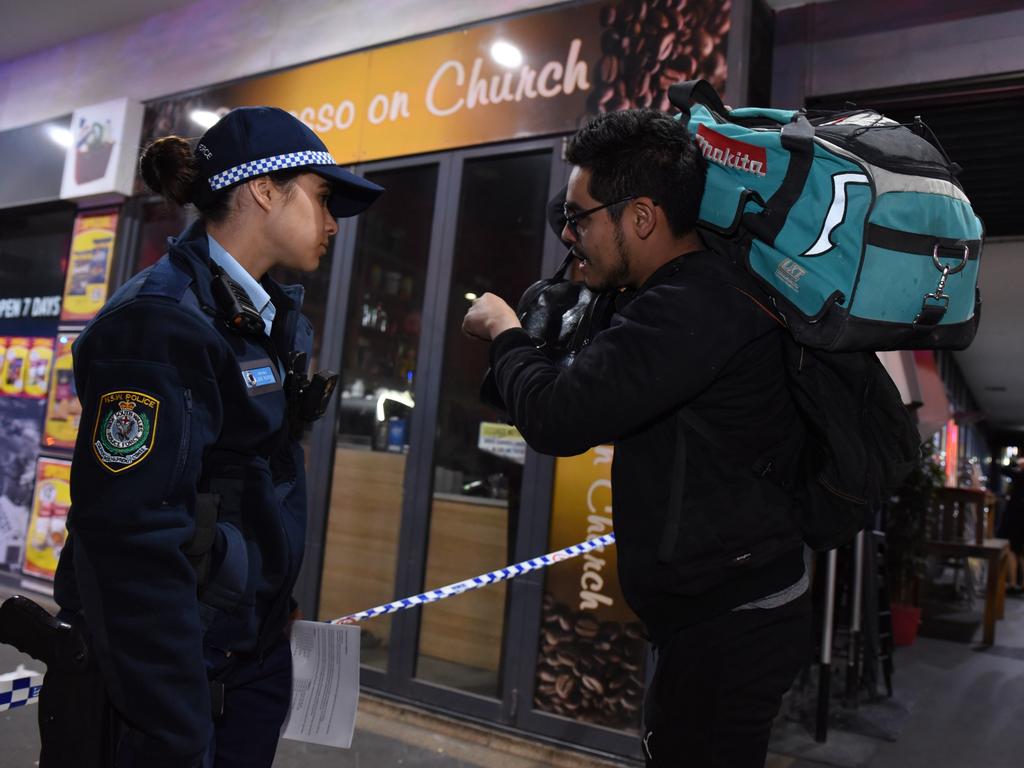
[803, 172, 870, 256]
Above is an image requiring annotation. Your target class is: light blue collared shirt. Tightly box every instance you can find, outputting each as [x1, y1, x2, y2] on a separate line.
[207, 235, 276, 337]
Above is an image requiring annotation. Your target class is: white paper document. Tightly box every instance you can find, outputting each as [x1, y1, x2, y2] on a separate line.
[282, 621, 361, 748]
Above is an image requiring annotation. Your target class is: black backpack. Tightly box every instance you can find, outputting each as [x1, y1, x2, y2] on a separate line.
[681, 244, 922, 551]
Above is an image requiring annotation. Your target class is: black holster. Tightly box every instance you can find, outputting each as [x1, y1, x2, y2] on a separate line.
[0, 595, 120, 767]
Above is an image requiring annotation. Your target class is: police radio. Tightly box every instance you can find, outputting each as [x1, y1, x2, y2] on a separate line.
[210, 267, 265, 336]
[284, 351, 339, 439]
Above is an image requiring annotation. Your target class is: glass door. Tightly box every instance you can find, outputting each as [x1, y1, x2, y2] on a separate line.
[319, 161, 442, 669]
[413, 149, 553, 697]
[309, 138, 643, 758]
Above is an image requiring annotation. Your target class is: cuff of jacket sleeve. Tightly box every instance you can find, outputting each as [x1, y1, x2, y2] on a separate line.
[490, 328, 535, 367]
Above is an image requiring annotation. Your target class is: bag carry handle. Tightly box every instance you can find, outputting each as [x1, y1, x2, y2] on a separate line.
[743, 115, 816, 247]
[728, 107, 800, 124]
[669, 80, 816, 247]
[668, 79, 730, 123]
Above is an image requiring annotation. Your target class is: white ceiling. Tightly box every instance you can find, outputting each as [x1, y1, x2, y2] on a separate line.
[0, 0, 197, 63]
[0, 0, 827, 64]
[953, 239, 1024, 436]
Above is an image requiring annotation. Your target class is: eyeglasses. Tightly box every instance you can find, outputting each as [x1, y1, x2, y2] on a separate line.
[562, 195, 637, 237]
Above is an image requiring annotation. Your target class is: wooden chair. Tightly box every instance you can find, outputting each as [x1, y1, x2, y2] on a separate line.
[926, 487, 1009, 645]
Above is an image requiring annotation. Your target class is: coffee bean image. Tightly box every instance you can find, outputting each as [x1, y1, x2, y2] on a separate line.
[533, 593, 648, 730]
[589, 0, 731, 115]
[599, 55, 619, 83]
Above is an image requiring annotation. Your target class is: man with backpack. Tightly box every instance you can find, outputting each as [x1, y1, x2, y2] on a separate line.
[463, 108, 810, 767]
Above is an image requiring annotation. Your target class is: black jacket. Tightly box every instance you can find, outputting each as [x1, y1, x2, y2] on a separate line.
[491, 250, 806, 643]
[54, 222, 312, 766]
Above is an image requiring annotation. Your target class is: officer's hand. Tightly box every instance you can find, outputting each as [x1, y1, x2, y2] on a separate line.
[462, 293, 520, 342]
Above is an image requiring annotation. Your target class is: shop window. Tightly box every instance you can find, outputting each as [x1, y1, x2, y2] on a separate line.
[0, 205, 75, 325]
[133, 201, 190, 275]
[415, 150, 551, 697]
[320, 163, 439, 669]
[0, 203, 75, 576]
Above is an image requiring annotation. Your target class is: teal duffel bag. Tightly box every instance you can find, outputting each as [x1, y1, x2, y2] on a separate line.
[670, 81, 983, 351]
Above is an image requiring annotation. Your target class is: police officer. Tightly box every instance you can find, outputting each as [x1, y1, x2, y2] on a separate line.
[48, 107, 383, 768]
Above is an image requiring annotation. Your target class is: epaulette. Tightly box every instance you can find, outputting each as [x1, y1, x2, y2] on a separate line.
[136, 256, 194, 303]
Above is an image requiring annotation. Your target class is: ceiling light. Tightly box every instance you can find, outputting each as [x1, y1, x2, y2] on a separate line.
[490, 41, 523, 68]
[190, 110, 220, 129]
[464, 292, 478, 301]
[46, 125, 72, 148]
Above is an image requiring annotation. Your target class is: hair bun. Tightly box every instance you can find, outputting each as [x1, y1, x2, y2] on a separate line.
[139, 136, 198, 206]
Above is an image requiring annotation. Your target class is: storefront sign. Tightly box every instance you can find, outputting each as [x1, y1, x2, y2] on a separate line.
[546, 446, 631, 618]
[60, 211, 118, 324]
[22, 457, 71, 581]
[60, 98, 145, 200]
[535, 445, 645, 729]
[43, 334, 80, 451]
[143, 0, 731, 164]
[0, 297, 61, 322]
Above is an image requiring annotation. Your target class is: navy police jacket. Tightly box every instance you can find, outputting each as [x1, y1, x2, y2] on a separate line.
[54, 220, 313, 766]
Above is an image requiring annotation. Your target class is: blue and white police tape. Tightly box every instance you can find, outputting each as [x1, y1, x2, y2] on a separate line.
[0, 666, 43, 712]
[332, 533, 616, 624]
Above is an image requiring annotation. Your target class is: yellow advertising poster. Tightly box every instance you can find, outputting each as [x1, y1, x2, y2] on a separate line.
[60, 211, 118, 323]
[43, 333, 81, 450]
[22, 457, 71, 581]
[143, 0, 731, 165]
[546, 446, 630, 620]
[24, 338, 54, 400]
[0, 337, 53, 400]
[0, 336, 29, 397]
[534, 445, 646, 730]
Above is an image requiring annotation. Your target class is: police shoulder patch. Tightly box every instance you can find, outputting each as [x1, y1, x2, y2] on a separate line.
[91, 390, 160, 474]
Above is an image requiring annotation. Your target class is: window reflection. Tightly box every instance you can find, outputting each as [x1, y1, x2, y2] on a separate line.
[321, 164, 439, 670]
[416, 150, 551, 696]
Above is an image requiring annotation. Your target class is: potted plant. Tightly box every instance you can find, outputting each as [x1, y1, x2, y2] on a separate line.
[885, 442, 943, 645]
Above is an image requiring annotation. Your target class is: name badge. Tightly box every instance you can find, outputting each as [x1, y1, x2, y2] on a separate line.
[240, 358, 281, 396]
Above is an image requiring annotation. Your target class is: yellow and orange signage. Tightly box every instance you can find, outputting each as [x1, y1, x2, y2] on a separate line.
[61, 210, 118, 323]
[43, 333, 81, 450]
[546, 445, 632, 622]
[22, 457, 72, 581]
[0, 337, 53, 400]
[147, 0, 731, 165]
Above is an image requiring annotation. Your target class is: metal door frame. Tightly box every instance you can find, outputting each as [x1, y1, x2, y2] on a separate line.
[300, 138, 642, 760]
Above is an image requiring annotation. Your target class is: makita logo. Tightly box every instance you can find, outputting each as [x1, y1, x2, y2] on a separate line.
[695, 125, 767, 177]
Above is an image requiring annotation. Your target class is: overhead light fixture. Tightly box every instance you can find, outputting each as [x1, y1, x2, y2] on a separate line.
[464, 292, 478, 301]
[190, 110, 220, 129]
[45, 125, 72, 148]
[490, 41, 523, 68]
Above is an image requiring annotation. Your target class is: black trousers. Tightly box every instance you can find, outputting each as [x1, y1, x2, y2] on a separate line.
[642, 592, 811, 767]
[201, 633, 293, 768]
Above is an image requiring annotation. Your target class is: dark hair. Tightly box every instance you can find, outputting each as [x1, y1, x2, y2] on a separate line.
[565, 109, 706, 237]
[139, 136, 303, 224]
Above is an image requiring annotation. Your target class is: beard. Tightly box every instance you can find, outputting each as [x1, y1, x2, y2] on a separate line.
[579, 221, 631, 293]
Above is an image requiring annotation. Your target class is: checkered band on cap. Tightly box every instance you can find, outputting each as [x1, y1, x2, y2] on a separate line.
[207, 150, 336, 191]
